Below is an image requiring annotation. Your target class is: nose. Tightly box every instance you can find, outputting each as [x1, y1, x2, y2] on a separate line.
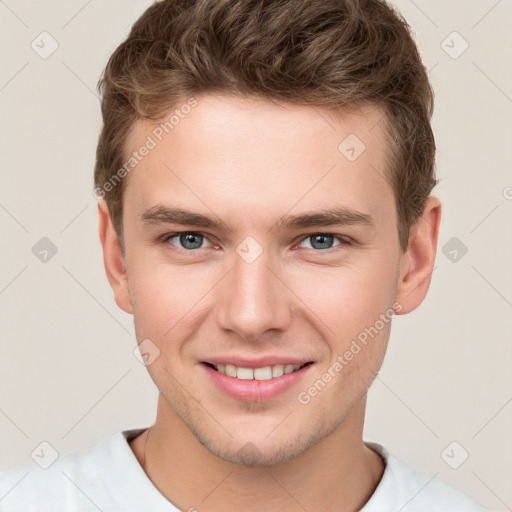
[214, 248, 292, 341]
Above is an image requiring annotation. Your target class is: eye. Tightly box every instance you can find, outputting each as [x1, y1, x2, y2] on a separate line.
[161, 231, 213, 251]
[159, 231, 350, 253]
[297, 233, 350, 251]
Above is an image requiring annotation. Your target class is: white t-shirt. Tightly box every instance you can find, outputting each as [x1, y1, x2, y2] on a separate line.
[0, 427, 492, 511]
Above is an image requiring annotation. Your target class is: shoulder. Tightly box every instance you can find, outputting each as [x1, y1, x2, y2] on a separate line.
[0, 429, 147, 512]
[362, 442, 493, 512]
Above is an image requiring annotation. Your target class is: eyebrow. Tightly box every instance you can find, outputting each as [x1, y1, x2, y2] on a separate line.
[140, 205, 375, 232]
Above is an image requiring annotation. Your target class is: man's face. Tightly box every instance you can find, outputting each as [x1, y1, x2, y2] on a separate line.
[120, 93, 404, 465]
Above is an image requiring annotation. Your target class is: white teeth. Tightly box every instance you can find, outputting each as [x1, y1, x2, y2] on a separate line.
[254, 366, 272, 381]
[225, 364, 237, 377]
[212, 363, 305, 379]
[236, 367, 254, 380]
[284, 364, 296, 374]
[272, 365, 284, 377]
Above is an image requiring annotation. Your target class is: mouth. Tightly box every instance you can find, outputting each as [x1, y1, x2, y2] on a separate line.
[203, 361, 313, 380]
[201, 360, 315, 402]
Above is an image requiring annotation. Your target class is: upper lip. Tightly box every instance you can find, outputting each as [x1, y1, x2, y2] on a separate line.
[202, 356, 313, 368]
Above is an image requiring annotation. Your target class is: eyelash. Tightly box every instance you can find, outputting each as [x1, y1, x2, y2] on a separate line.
[159, 231, 352, 254]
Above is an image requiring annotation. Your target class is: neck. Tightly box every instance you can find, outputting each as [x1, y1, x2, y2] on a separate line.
[130, 394, 385, 511]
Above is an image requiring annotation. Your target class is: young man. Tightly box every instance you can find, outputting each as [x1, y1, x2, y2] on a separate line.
[0, 0, 492, 510]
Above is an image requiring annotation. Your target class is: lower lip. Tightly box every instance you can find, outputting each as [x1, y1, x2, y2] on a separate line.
[201, 363, 313, 402]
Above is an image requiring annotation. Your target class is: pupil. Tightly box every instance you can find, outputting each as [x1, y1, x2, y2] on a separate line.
[311, 234, 333, 250]
[181, 233, 202, 249]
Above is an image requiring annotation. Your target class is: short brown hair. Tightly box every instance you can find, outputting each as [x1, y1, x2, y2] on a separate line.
[94, 0, 437, 253]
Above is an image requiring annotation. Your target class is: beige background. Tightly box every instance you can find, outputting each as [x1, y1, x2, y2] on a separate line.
[0, 0, 511, 509]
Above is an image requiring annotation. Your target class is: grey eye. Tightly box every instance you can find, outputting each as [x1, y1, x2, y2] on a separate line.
[300, 234, 339, 250]
[169, 232, 206, 250]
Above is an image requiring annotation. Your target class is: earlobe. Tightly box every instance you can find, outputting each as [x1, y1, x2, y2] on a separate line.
[97, 200, 133, 315]
[394, 196, 442, 315]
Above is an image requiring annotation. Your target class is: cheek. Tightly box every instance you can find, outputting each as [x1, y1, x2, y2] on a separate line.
[127, 256, 216, 342]
[288, 257, 396, 334]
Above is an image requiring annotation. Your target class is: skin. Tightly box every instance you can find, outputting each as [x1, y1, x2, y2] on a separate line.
[98, 93, 441, 511]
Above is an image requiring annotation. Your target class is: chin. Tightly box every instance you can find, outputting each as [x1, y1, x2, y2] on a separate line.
[202, 436, 311, 467]
[190, 416, 332, 467]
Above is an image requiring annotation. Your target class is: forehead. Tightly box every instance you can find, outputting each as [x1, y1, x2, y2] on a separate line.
[122, 93, 394, 230]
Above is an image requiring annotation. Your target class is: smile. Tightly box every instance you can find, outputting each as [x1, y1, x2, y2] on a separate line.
[201, 360, 314, 402]
[204, 362, 312, 380]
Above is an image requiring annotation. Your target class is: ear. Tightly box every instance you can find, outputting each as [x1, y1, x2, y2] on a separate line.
[394, 196, 442, 315]
[97, 199, 133, 315]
